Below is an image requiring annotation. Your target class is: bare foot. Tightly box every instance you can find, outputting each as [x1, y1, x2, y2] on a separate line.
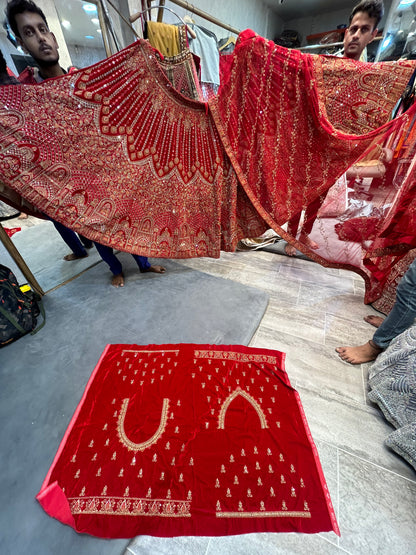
[63, 252, 88, 261]
[364, 315, 384, 328]
[299, 233, 319, 250]
[111, 273, 124, 287]
[335, 340, 383, 364]
[142, 265, 166, 274]
[18, 212, 28, 219]
[284, 243, 297, 256]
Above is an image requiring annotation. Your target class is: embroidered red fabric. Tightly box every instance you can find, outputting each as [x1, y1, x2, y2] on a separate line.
[1, 31, 416, 306]
[37, 344, 339, 538]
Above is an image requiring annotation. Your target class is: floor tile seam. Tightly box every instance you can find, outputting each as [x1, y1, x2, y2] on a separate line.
[317, 532, 347, 552]
[204, 537, 212, 555]
[280, 272, 355, 288]
[360, 365, 367, 405]
[319, 534, 352, 554]
[295, 384, 380, 412]
[333, 445, 416, 484]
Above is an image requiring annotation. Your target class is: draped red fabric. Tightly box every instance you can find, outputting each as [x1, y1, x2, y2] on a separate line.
[1, 32, 416, 305]
[37, 344, 339, 538]
[211, 30, 416, 306]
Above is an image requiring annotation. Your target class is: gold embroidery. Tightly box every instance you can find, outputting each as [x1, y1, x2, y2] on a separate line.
[138, 468, 143, 478]
[195, 349, 277, 364]
[217, 511, 311, 518]
[69, 496, 191, 517]
[117, 398, 169, 452]
[218, 388, 268, 429]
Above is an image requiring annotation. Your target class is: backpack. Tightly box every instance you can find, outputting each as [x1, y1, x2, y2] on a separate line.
[0, 264, 45, 347]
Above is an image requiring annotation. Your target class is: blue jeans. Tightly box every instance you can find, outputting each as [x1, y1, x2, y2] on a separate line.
[94, 242, 151, 275]
[373, 258, 416, 349]
[51, 218, 93, 257]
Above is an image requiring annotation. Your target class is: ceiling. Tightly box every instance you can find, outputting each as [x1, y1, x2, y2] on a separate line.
[264, 0, 358, 21]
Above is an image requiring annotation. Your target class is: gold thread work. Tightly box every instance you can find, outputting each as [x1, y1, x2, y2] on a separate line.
[117, 398, 170, 451]
[218, 388, 268, 429]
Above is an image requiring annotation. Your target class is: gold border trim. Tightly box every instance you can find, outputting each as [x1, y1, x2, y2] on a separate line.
[216, 511, 311, 518]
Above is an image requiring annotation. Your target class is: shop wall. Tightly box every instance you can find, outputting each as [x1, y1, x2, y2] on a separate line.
[127, 0, 283, 42]
[284, 0, 393, 46]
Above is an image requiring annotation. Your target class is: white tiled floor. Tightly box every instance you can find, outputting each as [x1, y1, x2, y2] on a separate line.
[3, 216, 415, 554]
[126, 248, 416, 555]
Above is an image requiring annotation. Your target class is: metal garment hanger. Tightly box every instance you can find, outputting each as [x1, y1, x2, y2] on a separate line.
[130, 5, 197, 39]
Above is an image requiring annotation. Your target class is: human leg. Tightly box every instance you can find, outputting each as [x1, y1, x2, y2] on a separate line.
[94, 242, 124, 286]
[364, 315, 384, 328]
[372, 259, 416, 349]
[133, 255, 165, 274]
[336, 259, 416, 364]
[50, 218, 88, 260]
[79, 234, 93, 249]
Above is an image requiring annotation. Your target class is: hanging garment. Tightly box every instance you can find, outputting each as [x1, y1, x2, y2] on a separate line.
[146, 21, 181, 57]
[1, 32, 416, 304]
[187, 24, 220, 99]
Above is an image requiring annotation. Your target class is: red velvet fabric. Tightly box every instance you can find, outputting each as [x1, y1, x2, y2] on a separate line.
[37, 344, 339, 538]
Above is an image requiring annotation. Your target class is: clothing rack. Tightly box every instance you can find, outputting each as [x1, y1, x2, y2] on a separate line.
[130, 0, 241, 36]
[130, 4, 197, 38]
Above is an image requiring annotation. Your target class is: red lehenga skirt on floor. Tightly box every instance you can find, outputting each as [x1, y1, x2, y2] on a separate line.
[1, 30, 416, 306]
[37, 344, 340, 537]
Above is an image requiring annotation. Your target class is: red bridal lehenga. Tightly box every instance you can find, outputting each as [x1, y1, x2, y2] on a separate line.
[1, 30, 416, 305]
[37, 343, 340, 537]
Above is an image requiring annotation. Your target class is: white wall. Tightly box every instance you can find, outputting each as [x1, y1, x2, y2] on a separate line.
[134, 0, 284, 42]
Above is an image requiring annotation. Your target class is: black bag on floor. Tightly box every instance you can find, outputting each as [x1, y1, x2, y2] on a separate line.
[0, 264, 45, 347]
